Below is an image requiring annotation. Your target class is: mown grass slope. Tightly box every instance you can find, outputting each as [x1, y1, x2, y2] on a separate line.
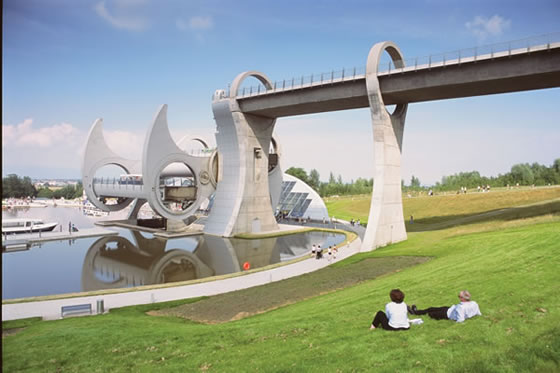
[3, 189, 560, 372]
[326, 186, 560, 225]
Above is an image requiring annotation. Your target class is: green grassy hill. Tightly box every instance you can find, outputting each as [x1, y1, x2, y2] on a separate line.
[3, 188, 560, 372]
[326, 186, 560, 226]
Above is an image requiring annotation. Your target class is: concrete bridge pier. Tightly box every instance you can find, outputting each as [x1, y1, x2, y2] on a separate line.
[362, 41, 408, 251]
[204, 71, 279, 237]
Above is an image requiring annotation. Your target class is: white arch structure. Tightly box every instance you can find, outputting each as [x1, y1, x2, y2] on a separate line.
[81, 105, 216, 223]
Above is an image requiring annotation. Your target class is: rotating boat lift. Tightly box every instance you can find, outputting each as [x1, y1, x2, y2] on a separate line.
[82, 103, 283, 232]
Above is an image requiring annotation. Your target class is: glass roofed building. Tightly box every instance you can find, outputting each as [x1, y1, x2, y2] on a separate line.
[276, 173, 328, 221]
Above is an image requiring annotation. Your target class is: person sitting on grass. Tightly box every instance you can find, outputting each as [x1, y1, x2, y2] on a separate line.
[408, 290, 481, 322]
[370, 289, 410, 331]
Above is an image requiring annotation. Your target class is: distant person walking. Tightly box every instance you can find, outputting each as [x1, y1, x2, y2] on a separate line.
[68, 221, 72, 234]
[311, 244, 316, 258]
[316, 245, 323, 259]
[408, 290, 481, 322]
[370, 289, 410, 331]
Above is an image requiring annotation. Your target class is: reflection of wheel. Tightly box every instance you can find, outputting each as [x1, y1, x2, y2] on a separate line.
[160, 258, 197, 282]
[148, 249, 214, 284]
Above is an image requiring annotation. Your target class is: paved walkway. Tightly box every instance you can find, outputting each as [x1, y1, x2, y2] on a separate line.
[2, 230, 362, 321]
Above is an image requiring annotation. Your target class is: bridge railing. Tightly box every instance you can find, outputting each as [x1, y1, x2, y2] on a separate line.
[92, 177, 144, 190]
[228, 32, 560, 99]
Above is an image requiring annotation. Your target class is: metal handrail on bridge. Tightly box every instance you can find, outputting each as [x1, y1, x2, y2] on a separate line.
[227, 32, 560, 99]
[92, 177, 144, 190]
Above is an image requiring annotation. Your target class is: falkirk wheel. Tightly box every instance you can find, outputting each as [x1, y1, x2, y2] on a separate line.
[81, 104, 283, 233]
[83, 40, 410, 251]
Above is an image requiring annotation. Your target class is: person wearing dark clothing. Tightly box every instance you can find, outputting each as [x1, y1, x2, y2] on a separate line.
[408, 290, 482, 322]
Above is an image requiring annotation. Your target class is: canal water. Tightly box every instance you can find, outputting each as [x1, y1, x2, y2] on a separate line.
[2, 207, 345, 300]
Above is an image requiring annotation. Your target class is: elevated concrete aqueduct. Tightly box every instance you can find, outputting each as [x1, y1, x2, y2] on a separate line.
[83, 34, 560, 252]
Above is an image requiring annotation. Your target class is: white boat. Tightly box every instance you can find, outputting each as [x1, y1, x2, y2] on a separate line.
[82, 202, 109, 217]
[2, 218, 58, 234]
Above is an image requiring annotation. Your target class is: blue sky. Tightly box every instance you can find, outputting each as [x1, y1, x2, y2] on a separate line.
[2, 0, 560, 184]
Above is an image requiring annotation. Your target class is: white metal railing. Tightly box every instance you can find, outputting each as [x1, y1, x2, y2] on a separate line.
[93, 177, 143, 188]
[224, 32, 560, 99]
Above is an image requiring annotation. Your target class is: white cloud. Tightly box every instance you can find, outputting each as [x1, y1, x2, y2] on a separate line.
[466, 15, 511, 40]
[1, 119, 149, 177]
[2, 119, 85, 176]
[94, 0, 149, 31]
[2, 118, 80, 148]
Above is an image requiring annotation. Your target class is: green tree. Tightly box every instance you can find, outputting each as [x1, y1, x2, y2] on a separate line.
[285, 167, 309, 184]
[37, 188, 54, 198]
[2, 174, 37, 198]
[553, 159, 560, 174]
[308, 169, 320, 191]
[511, 163, 534, 185]
[410, 175, 421, 188]
[328, 172, 336, 185]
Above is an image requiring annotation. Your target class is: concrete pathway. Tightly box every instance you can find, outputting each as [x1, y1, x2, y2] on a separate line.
[2, 233, 362, 321]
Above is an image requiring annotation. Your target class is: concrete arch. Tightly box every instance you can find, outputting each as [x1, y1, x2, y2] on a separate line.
[190, 137, 209, 149]
[365, 41, 408, 134]
[81, 118, 140, 212]
[142, 105, 215, 221]
[230, 71, 274, 98]
[362, 41, 409, 251]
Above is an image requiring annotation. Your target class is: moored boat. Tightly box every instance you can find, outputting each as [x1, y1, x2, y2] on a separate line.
[2, 218, 58, 234]
[82, 201, 109, 217]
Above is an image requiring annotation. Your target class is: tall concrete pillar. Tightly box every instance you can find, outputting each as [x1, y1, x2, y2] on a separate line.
[362, 42, 408, 251]
[204, 71, 279, 237]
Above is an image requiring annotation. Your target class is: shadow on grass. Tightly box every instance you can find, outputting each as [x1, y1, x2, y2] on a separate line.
[153, 255, 430, 324]
[406, 200, 560, 232]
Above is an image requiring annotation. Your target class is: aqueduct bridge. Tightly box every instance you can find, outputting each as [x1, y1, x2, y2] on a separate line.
[203, 35, 560, 251]
[236, 41, 560, 116]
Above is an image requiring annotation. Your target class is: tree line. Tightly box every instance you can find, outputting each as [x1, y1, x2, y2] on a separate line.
[2, 174, 83, 200]
[285, 167, 373, 197]
[3, 159, 559, 201]
[432, 159, 560, 192]
[287, 159, 560, 197]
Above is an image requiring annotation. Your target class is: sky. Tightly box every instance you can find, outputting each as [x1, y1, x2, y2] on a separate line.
[2, 0, 560, 185]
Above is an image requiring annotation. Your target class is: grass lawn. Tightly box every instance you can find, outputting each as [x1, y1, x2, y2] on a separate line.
[326, 185, 560, 225]
[3, 189, 560, 372]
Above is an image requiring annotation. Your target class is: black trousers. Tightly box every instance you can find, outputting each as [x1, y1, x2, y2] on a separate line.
[371, 311, 409, 331]
[415, 306, 450, 320]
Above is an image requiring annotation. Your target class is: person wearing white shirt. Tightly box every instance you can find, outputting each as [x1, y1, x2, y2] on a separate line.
[408, 290, 481, 322]
[370, 289, 410, 331]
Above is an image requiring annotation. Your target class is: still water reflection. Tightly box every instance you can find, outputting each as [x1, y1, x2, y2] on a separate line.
[2, 207, 344, 299]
